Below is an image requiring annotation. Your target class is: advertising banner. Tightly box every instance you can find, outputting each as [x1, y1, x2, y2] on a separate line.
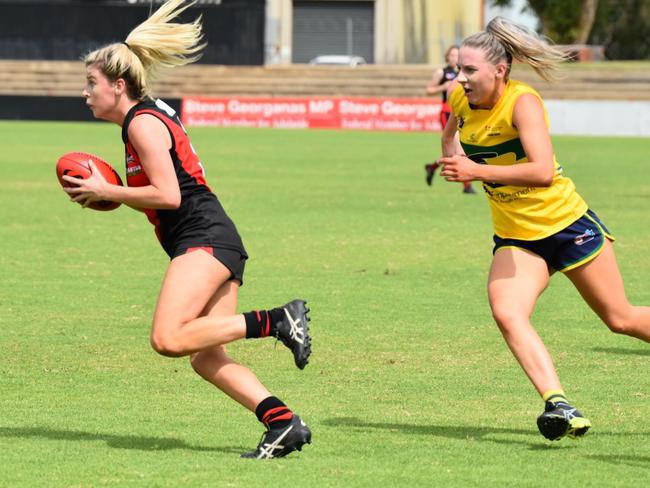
[181, 96, 443, 132]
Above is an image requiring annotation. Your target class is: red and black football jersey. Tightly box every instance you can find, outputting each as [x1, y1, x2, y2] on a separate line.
[121, 99, 246, 258]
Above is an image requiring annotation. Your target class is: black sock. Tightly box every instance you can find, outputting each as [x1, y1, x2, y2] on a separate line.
[243, 308, 284, 338]
[255, 396, 294, 429]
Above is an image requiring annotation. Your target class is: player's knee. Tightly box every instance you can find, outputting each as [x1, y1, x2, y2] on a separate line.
[603, 312, 631, 335]
[490, 303, 521, 331]
[150, 330, 185, 357]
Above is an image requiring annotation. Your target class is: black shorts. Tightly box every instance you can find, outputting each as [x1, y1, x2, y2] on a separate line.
[493, 209, 614, 272]
[172, 245, 247, 285]
[158, 192, 247, 260]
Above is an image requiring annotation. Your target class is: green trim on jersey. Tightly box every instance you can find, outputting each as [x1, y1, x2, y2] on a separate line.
[460, 137, 527, 163]
[449, 79, 588, 240]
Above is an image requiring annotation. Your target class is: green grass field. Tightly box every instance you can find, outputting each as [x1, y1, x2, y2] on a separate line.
[1, 121, 649, 487]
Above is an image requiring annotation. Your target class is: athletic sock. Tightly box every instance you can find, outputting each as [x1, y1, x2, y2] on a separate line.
[255, 396, 294, 430]
[243, 308, 284, 339]
[543, 389, 568, 404]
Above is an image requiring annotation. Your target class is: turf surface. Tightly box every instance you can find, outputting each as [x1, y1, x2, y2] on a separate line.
[1, 122, 649, 487]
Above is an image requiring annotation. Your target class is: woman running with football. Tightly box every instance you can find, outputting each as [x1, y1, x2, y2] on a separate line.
[62, 0, 312, 459]
[436, 16, 650, 441]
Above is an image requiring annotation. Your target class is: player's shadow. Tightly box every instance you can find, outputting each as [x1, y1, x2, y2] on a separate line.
[323, 417, 554, 450]
[325, 417, 650, 452]
[0, 426, 244, 454]
[592, 346, 650, 357]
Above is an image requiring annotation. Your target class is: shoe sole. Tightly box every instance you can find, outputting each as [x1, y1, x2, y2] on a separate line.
[283, 300, 312, 370]
[538, 414, 592, 441]
[241, 422, 312, 460]
[275, 428, 312, 458]
[567, 417, 592, 439]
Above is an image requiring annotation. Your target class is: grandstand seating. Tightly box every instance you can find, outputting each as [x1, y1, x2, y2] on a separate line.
[0, 59, 648, 100]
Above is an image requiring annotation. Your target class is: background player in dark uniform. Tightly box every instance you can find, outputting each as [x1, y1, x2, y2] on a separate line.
[424, 45, 475, 194]
[62, 0, 312, 459]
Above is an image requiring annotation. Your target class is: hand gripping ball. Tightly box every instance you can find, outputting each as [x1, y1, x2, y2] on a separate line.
[56, 152, 123, 211]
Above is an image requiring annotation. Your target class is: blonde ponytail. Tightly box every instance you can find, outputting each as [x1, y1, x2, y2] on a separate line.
[463, 16, 569, 82]
[84, 0, 205, 100]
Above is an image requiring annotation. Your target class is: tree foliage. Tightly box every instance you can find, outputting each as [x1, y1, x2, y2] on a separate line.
[588, 0, 650, 59]
[491, 0, 650, 59]
[490, 0, 597, 43]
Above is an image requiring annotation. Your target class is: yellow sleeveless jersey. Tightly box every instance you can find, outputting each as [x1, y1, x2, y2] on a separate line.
[449, 79, 587, 240]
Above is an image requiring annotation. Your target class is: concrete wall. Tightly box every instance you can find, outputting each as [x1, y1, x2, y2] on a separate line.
[547, 100, 650, 136]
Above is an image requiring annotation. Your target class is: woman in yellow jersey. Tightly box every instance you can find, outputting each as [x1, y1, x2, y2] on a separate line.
[436, 17, 650, 442]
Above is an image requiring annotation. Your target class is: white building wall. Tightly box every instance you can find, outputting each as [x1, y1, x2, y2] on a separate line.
[547, 100, 650, 137]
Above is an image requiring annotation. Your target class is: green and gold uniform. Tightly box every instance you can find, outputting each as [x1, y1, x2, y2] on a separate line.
[449, 79, 588, 240]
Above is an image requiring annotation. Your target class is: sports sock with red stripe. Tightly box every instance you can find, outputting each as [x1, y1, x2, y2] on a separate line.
[255, 396, 294, 430]
[243, 308, 284, 338]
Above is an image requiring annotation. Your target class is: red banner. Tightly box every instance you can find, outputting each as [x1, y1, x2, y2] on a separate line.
[181, 96, 443, 132]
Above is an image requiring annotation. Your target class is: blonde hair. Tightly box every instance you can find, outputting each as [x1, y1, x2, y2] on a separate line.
[84, 0, 205, 100]
[462, 17, 569, 82]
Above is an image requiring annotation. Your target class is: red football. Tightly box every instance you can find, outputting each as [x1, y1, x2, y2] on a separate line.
[56, 151, 123, 211]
